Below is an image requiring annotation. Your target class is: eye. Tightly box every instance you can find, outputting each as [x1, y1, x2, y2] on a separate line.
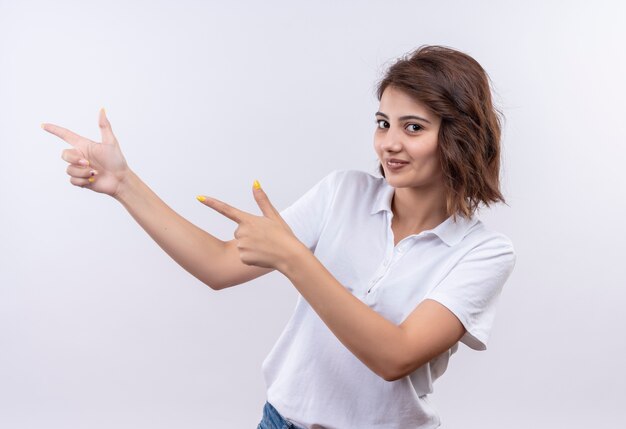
[406, 123, 423, 132]
[376, 119, 388, 129]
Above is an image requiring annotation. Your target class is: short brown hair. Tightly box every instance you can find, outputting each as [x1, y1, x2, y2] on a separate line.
[375, 45, 507, 220]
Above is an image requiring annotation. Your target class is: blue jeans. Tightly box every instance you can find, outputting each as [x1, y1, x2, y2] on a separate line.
[257, 401, 306, 429]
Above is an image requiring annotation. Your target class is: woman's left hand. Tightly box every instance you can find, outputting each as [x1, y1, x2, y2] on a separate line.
[197, 180, 303, 272]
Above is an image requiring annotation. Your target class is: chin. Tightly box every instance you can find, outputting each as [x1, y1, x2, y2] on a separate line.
[384, 175, 409, 186]
[385, 173, 422, 187]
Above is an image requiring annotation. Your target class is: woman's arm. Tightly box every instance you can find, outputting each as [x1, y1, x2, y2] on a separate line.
[279, 245, 466, 382]
[43, 110, 273, 291]
[114, 170, 274, 290]
[196, 182, 466, 378]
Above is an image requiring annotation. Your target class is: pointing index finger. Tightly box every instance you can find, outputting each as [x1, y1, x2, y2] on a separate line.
[199, 196, 248, 224]
[42, 123, 92, 148]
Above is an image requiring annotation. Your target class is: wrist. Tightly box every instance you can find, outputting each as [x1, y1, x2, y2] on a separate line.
[112, 169, 139, 203]
[278, 240, 311, 278]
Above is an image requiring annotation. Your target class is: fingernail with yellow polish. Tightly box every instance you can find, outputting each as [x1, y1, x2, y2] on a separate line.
[253, 179, 261, 190]
[196, 195, 206, 202]
[88, 177, 95, 183]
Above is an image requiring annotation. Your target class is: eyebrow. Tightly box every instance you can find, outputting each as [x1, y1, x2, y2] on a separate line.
[375, 111, 432, 124]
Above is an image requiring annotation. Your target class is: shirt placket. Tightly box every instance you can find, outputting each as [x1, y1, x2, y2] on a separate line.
[365, 212, 413, 296]
[365, 242, 411, 296]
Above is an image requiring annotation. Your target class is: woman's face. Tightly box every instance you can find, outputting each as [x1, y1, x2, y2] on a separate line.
[373, 86, 443, 189]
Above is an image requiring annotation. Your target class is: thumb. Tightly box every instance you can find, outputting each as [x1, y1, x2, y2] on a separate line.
[98, 107, 118, 145]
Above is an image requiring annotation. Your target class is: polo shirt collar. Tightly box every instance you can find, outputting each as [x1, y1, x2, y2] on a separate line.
[369, 179, 479, 247]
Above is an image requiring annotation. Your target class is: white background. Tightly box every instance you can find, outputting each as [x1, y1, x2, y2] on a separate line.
[1, 0, 625, 428]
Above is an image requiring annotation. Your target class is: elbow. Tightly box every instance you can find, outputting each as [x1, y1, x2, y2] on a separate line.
[377, 359, 407, 383]
[380, 357, 425, 382]
[208, 282, 226, 291]
[203, 278, 225, 291]
[381, 367, 405, 382]
[376, 340, 415, 382]
[202, 271, 232, 291]
[381, 372, 400, 383]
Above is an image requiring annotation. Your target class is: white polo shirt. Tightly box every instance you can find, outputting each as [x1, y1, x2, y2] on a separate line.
[262, 169, 517, 429]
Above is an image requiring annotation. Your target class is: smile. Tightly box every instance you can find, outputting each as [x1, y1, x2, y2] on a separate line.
[386, 160, 409, 170]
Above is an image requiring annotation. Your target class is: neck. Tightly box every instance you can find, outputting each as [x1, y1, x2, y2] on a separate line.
[390, 183, 449, 233]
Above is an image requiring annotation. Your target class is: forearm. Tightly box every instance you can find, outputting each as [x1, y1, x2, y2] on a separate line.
[113, 169, 226, 289]
[279, 245, 406, 381]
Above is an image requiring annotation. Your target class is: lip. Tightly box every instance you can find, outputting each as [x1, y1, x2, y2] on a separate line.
[385, 158, 410, 164]
[386, 159, 410, 171]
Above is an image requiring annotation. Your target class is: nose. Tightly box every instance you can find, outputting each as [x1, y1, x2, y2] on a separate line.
[378, 125, 403, 152]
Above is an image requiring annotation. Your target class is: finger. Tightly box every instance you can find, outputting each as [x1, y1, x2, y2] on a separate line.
[98, 107, 118, 145]
[61, 148, 90, 166]
[252, 180, 281, 219]
[196, 195, 248, 224]
[42, 122, 92, 148]
[69, 176, 95, 188]
[66, 164, 98, 178]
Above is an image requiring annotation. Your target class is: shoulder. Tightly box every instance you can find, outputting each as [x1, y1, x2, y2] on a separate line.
[476, 222, 515, 252]
[461, 219, 517, 269]
[467, 220, 515, 249]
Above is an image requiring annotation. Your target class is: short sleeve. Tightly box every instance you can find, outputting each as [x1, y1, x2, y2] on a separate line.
[279, 170, 341, 253]
[424, 237, 517, 351]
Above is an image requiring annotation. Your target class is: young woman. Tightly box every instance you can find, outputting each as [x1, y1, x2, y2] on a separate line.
[42, 45, 516, 429]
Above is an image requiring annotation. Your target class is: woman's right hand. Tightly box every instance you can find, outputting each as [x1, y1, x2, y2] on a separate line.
[42, 108, 131, 198]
